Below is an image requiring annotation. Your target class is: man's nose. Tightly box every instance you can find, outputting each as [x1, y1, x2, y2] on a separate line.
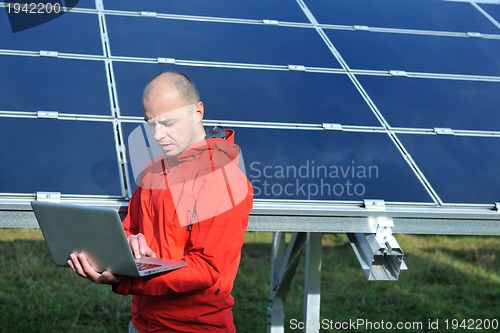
[153, 124, 165, 142]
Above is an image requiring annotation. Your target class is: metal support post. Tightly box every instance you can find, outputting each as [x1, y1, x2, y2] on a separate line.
[304, 232, 322, 333]
[268, 232, 307, 333]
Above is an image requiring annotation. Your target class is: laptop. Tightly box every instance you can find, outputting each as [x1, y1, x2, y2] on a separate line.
[31, 200, 187, 277]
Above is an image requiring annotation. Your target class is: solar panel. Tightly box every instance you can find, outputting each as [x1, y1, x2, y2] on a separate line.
[307, 0, 499, 33]
[0, 56, 111, 115]
[106, 15, 338, 67]
[399, 134, 500, 204]
[113, 62, 379, 124]
[357, 75, 500, 131]
[68, 0, 96, 9]
[480, 3, 500, 23]
[0, 10, 102, 54]
[230, 128, 434, 203]
[0, 117, 122, 196]
[1, 0, 499, 329]
[0, 0, 499, 214]
[324, 29, 500, 76]
[103, 0, 309, 22]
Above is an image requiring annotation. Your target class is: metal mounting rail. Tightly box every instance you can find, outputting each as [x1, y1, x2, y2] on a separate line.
[249, 199, 500, 236]
[1, 198, 500, 235]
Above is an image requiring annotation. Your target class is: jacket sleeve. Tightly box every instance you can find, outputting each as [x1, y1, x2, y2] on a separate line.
[113, 165, 253, 297]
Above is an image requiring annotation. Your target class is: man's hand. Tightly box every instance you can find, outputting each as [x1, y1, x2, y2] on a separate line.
[128, 233, 157, 259]
[68, 252, 122, 285]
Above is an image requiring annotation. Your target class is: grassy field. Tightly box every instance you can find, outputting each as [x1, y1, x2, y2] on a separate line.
[0, 229, 498, 332]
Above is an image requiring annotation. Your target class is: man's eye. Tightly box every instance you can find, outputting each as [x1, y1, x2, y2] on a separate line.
[160, 120, 175, 127]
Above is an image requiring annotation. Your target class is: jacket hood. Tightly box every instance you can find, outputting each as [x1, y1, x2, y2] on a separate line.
[172, 126, 239, 166]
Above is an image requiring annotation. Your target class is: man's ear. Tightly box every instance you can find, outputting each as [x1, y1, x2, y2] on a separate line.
[194, 101, 204, 124]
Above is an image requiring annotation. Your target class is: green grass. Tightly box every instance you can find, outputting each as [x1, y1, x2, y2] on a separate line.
[0, 229, 498, 332]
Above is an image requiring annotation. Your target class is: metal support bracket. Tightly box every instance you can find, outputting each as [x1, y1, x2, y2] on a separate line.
[39, 50, 59, 58]
[363, 199, 386, 211]
[140, 11, 157, 17]
[288, 65, 306, 71]
[36, 191, 61, 202]
[354, 25, 370, 31]
[389, 70, 408, 77]
[37, 111, 59, 119]
[263, 19, 279, 25]
[467, 32, 483, 38]
[157, 57, 176, 64]
[347, 216, 407, 280]
[322, 123, 343, 131]
[434, 127, 455, 135]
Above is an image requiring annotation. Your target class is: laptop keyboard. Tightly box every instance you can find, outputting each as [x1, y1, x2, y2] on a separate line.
[137, 262, 162, 271]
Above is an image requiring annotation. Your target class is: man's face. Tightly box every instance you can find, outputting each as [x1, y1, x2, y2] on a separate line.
[143, 90, 203, 158]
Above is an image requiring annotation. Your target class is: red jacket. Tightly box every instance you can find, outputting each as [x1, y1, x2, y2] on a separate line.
[113, 130, 254, 332]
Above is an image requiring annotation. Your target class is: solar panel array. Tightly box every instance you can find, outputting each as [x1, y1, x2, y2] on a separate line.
[1, 0, 500, 209]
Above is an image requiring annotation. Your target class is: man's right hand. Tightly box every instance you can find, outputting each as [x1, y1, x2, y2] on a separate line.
[128, 233, 157, 259]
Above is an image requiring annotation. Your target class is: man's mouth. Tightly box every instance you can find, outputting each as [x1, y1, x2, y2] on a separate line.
[159, 143, 173, 150]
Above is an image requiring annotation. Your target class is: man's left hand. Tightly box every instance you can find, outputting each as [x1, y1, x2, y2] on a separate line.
[68, 252, 122, 285]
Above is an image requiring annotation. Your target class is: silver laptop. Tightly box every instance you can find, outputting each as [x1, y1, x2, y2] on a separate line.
[31, 200, 187, 277]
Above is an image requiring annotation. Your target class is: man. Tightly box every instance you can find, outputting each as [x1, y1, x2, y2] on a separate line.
[68, 71, 254, 332]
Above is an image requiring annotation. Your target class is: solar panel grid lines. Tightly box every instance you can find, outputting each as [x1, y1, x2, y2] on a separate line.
[306, 0, 500, 33]
[325, 30, 500, 76]
[300, 1, 500, 204]
[474, 1, 500, 29]
[104, 16, 339, 68]
[319, 23, 500, 40]
[100, 8, 313, 29]
[95, 2, 132, 199]
[0, 0, 500, 210]
[294, 0, 447, 206]
[385, 132, 444, 205]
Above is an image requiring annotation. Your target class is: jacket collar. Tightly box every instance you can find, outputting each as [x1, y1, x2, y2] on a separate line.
[166, 126, 237, 166]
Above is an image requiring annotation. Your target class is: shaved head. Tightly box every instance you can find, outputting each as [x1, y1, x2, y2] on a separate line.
[142, 71, 206, 157]
[143, 71, 200, 108]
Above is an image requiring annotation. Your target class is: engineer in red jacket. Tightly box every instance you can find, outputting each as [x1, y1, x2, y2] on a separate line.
[68, 71, 254, 332]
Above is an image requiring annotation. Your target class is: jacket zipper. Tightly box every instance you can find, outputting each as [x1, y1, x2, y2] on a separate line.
[187, 210, 192, 231]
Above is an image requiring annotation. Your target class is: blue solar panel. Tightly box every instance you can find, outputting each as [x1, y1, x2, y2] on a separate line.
[481, 3, 500, 23]
[357, 75, 500, 131]
[0, 10, 102, 55]
[113, 62, 379, 125]
[0, 56, 111, 115]
[306, 0, 500, 33]
[325, 29, 500, 76]
[106, 15, 338, 67]
[119, 123, 433, 202]
[0, 0, 499, 207]
[67, 0, 95, 9]
[103, 0, 308, 22]
[399, 134, 500, 204]
[0, 118, 122, 196]
[235, 128, 433, 202]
